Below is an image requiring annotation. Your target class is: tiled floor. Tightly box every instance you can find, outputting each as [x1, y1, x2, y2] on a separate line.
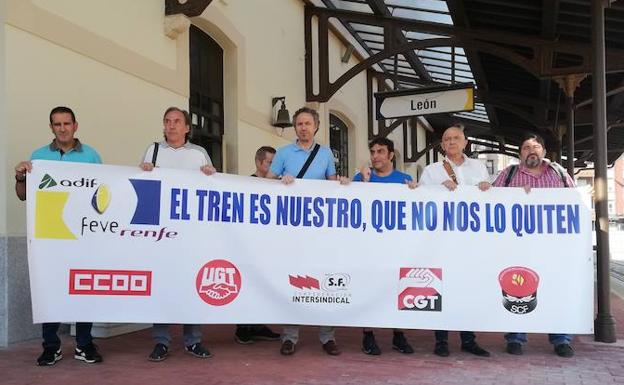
[1, 296, 623, 385]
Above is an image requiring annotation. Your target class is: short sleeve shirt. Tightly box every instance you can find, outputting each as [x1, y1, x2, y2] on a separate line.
[353, 169, 412, 184]
[30, 140, 101, 164]
[142, 141, 212, 170]
[270, 142, 336, 180]
[419, 155, 488, 186]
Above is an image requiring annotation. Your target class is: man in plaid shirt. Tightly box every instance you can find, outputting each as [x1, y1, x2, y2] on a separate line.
[492, 133, 575, 358]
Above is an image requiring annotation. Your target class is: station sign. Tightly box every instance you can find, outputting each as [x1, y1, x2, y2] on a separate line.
[376, 83, 475, 119]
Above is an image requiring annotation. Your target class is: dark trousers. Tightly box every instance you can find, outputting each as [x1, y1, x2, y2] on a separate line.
[42, 322, 93, 349]
[435, 330, 475, 345]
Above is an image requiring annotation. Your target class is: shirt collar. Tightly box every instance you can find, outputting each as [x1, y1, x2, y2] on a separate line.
[518, 159, 551, 175]
[49, 139, 82, 152]
[293, 140, 317, 152]
[444, 153, 468, 166]
[160, 140, 190, 149]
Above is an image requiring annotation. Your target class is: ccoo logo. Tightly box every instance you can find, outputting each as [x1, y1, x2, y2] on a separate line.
[195, 259, 241, 306]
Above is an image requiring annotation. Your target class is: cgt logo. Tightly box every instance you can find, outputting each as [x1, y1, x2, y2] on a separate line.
[69, 269, 151, 296]
[398, 268, 442, 311]
[196, 259, 241, 306]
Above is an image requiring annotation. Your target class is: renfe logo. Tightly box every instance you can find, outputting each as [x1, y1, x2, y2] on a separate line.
[398, 268, 443, 311]
[69, 269, 152, 296]
[195, 260, 241, 306]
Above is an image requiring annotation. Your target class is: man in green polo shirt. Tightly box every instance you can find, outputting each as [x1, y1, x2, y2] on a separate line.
[14, 106, 103, 366]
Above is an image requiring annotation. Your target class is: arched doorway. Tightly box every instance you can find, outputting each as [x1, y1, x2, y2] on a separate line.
[189, 25, 224, 171]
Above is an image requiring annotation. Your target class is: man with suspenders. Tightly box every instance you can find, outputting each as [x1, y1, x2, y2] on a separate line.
[492, 133, 575, 358]
[419, 123, 492, 358]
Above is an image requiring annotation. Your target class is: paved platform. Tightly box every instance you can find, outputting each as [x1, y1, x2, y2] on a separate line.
[1, 294, 623, 385]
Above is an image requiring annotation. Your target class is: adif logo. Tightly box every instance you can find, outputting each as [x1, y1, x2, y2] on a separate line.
[35, 190, 76, 240]
[195, 260, 241, 306]
[129, 179, 161, 225]
[398, 268, 442, 311]
[91, 185, 111, 214]
[39, 174, 57, 189]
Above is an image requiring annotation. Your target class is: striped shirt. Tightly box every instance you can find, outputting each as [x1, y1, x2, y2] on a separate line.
[492, 160, 575, 188]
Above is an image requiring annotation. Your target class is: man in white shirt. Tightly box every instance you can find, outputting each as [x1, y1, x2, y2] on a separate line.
[419, 123, 491, 358]
[140, 107, 215, 362]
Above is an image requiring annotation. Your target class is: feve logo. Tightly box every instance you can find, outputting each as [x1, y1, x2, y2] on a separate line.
[69, 269, 151, 296]
[129, 179, 161, 225]
[398, 268, 442, 311]
[195, 259, 241, 306]
[91, 185, 111, 214]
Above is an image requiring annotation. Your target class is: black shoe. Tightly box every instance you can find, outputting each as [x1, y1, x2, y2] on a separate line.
[74, 343, 103, 364]
[148, 343, 169, 362]
[235, 326, 253, 344]
[506, 342, 523, 355]
[434, 341, 450, 357]
[280, 340, 296, 356]
[461, 342, 490, 357]
[392, 332, 414, 354]
[249, 325, 280, 341]
[185, 343, 212, 358]
[37, 347, 62, 366]
[362, 332, 381, 355]
[322, 340, 341, 356]
[554, 343, 574, 358]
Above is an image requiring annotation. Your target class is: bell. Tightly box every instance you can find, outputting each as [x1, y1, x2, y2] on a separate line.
[273, 100, 293, 128]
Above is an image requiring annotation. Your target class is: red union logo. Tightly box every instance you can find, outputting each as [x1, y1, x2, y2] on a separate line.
[289, 275, 320, 290]
[398, 268, 442, 311]
[195, 259, 241, 306]
[69, 269, 152, 296]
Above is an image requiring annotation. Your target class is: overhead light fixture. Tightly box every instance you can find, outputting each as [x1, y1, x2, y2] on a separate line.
[272, 97, 293, 128]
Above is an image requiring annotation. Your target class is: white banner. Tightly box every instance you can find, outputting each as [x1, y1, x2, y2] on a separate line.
[27, 160, 594, 333]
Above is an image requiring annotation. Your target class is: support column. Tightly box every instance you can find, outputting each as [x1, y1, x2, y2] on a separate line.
[592, 0, 617, 343]
[554, 74, 586, 177]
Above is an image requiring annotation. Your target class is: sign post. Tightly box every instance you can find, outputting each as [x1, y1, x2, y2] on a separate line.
[375, 83, 475, 119]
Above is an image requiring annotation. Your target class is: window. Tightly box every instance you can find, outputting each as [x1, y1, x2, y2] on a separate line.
[329, 114, 349, 177]
[486, 159, 494, 176]
[189, 26, 224, 171]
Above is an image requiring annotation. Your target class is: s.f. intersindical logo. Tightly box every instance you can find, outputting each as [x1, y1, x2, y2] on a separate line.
[195, 260, 241, 306]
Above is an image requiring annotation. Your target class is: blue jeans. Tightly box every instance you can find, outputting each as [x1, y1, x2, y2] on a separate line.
[505, 333, 572, 346]
[435, 330, 476, 345]
[42, 322, 92, 349]
[152, 324, 202, 347]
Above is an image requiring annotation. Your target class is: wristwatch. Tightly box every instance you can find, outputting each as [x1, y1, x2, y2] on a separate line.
[15, 173, 26, 182]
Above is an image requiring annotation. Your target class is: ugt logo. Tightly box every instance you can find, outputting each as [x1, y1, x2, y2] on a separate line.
[195, 259, 241, 306]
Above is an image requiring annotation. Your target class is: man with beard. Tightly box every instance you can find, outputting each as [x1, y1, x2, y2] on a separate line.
[492, 133, 575, 358]
[419, 124, 491, 358]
